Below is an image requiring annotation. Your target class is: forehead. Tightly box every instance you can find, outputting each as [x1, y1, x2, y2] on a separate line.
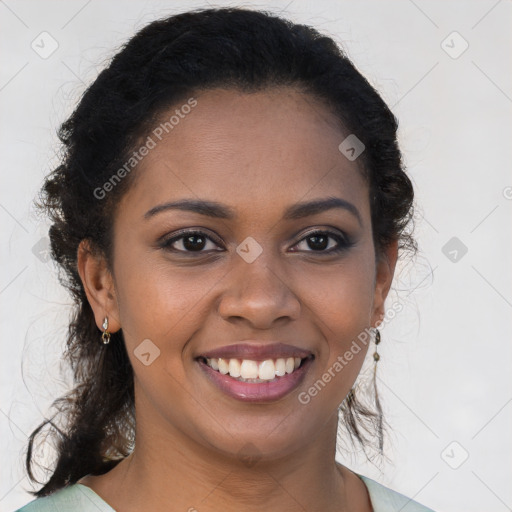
[117, 87, 369, 222]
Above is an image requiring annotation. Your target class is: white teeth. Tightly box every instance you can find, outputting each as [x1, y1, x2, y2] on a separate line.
[228, 358, 241, 377]
[258, 360, 276, 380]
[240, 360, 259, 379]
[203, 356, 307, 380]
[275, 358, 286, 376]
[218, 357, 229, 375]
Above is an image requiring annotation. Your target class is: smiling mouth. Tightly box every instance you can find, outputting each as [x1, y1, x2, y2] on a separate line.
[196, 355, 314, 383]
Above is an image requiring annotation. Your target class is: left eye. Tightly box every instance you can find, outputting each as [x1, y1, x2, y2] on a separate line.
[292, 230, 349, 253]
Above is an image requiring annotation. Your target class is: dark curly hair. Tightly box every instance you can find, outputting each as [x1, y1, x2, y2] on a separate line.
[24, 6, 415, 497]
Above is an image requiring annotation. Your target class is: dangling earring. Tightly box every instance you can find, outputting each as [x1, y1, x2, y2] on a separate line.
[373, 327, 383, 450]
[101, 316, 111, 345]
[373, 328, 381, 363]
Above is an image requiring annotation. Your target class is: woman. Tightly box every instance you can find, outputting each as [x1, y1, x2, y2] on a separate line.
[16, 7, 435, 512]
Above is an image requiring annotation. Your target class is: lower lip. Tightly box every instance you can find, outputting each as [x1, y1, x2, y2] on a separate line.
[197, 357, 314, 402]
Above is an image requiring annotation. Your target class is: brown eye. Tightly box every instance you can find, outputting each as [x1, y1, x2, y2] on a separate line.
[291, 230, 352, 254]
[160, 230, 224, 253]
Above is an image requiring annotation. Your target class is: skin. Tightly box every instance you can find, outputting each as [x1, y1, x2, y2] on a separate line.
[77, 87, 397, 512]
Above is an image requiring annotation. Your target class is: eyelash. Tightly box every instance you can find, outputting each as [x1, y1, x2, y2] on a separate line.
[159, 229, 353, 255]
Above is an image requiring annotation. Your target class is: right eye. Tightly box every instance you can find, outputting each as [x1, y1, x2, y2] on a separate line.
[159, 229, 225, 254]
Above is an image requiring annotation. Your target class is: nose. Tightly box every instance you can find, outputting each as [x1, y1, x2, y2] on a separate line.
[218, 255, 301, 330]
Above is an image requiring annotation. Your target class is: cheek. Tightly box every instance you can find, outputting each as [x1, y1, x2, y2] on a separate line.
[291, 253, 376, 389]
[293, 252, 376, 332]
[112, 255, 212, 415]
[113, 249, 222, 344]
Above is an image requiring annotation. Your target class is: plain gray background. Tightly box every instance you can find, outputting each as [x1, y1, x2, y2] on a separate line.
[1, 1, 511, 511]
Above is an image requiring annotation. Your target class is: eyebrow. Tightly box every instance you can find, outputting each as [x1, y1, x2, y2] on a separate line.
[144, 196, 362, 225]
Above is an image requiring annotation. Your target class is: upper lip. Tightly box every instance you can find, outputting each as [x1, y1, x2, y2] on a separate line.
[198, 342, 313, 361]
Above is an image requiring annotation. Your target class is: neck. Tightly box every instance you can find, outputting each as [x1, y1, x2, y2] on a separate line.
[96, 411, 365, 512]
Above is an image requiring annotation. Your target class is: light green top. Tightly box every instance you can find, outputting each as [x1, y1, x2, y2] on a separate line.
[14, 474, 436, 511]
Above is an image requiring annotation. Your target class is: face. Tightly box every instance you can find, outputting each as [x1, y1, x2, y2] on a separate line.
[80, 87, 396, 462]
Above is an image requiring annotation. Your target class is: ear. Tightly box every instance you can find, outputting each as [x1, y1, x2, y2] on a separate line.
[371, 239, 398, 327]
[77, 239, 121, 332]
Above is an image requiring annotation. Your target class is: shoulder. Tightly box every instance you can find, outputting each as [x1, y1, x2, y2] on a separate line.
[14, 484, 115, 512]
[358, 474, 437, 512]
